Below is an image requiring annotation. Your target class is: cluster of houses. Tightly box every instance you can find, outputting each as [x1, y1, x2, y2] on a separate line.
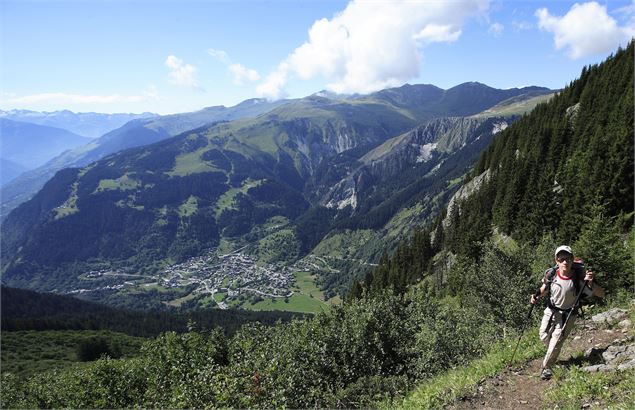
[156, 249, 295, 306]
[68, 282, 132, 294]
[72, 250, 344, 307]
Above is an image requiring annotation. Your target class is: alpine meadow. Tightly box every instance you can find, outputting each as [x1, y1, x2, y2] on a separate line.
[1, 1, 634, 409]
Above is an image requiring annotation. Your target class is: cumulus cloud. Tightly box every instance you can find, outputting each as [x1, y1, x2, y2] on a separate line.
[165, 55, 200, 88]
[536, 2, 635, 59]
[414, 24, 462, 43]
[229, 63, 261, 85]
[488, 22, 504, 36]
[208, 48, 261, 85]
[256, 0, 490, 100]
[257, 65, 291, 100]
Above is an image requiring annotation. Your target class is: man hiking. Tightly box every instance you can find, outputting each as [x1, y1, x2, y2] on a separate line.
[530, 245, 605, 380]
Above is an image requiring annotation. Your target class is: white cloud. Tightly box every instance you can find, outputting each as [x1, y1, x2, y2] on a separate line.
[207, 48, 230, 64]
[616, 0, 635, 17]
[536, 2, 635, 59]
[488, 22, 504, 37]
[229, 63, 261, 85]
[256, 0, 490, 100]
[165, 55, 200, 88]
[257, 64, 290, 101]
[512, 20, 533, 31]
[414, 24, 462, 43]
[208, 49, 261, 85]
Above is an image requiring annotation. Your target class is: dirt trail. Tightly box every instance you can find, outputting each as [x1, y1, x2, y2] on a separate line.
[447, 319, 631, 409]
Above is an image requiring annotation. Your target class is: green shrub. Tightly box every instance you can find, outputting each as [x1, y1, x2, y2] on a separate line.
[76, 336, 121, 361]
[140, 328, 228, 408]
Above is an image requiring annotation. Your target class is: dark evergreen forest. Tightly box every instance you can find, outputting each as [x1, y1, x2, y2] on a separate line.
[352, 42, 634, 300]
[1, 286, 302, 337]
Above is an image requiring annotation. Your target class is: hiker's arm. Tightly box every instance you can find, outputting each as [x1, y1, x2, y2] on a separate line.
[530, 283, 548, 304]
[584, 270, 605, 298]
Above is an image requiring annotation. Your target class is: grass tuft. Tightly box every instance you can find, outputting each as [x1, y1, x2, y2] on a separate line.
[545, 367, 635, 409]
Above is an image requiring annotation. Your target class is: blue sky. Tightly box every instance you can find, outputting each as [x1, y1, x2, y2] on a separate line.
[1, 0, 633, 114]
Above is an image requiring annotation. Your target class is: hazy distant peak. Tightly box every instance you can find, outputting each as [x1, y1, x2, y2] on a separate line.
[0, 110, 158, 138]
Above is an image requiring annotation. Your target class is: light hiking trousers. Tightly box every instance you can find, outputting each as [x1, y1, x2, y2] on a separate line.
[539, 307, 577, 370]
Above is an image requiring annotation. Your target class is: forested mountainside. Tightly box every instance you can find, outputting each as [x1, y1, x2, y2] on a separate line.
[352, 42, 633, 300]
[0, 99, 290, 219]
[1, 43, 632, 410]
[0, 83, 548, 308]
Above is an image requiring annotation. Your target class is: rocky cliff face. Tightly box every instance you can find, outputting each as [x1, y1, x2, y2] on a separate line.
[280, 116, 397, 176]
[319, 116, 509, 211]
[443, 169, 491, 228]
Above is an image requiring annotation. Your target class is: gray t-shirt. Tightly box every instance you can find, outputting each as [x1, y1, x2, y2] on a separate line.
[547, 269, 593, 310]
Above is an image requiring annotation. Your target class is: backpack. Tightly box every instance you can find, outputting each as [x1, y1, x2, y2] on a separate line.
[544, 257, 586, 295]
[543, 257, 594, 311]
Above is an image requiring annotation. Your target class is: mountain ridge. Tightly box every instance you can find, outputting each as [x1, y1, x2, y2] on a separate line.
[0, 98, 292, 219]
[0, 118, 92, 172]
[0, 82, 553, 308]
[0, 109, 157, 138]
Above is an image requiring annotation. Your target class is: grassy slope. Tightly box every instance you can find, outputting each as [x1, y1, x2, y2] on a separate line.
[471, 93, 555, 118]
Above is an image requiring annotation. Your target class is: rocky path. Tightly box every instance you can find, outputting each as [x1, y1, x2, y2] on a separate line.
[448, 307, 633, 409]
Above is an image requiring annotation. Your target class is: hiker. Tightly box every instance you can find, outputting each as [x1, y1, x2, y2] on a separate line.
[530, 245, 605, 380]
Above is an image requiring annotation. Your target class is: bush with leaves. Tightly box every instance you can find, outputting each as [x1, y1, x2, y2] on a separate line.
[140, 328, 228, 408]
[222, 291, 413, 408]
[405, 291, 497, 380]
[1, 357, 148, 409]
[76, 336, 121, 362]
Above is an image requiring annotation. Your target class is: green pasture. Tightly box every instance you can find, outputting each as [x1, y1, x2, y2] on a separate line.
[95, 174, 140, 192]
[168, 148, 219, 177]
[236, 271, 329, 314]
[240, 293, 327, 314]
[214, 178, 263, 218]
[178, 195, 199, 217]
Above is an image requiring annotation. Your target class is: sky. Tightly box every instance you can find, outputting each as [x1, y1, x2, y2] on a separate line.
[1, 0, 634, 115]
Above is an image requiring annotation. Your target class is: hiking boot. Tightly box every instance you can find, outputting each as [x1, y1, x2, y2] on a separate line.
[540, 368, 553, 380]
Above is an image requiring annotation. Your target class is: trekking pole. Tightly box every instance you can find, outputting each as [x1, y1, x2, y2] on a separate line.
[507, 288, 541, 368]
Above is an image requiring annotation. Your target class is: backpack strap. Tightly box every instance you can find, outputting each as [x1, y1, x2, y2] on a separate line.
[545, 259, 586, 295]
[572, 259, 585, 295]
[544, 266, 557, 287]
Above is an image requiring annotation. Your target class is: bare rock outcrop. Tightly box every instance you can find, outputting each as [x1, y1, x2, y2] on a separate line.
[583, 306, 634, 372]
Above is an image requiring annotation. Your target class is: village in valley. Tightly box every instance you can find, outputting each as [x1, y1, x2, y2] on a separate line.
[158, 248, 295, 309]
[70, 248, 335, 310]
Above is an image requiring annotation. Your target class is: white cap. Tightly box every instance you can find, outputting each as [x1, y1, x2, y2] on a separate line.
[555, 245, 573, 257]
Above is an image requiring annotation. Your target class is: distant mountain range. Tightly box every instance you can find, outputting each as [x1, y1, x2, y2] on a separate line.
[0, 82, 553, 308]
[0, 98, 291, 219]
[0, 109, 157, 138]
[0, 119, 93, 184]
[0, 158, 29, 187]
